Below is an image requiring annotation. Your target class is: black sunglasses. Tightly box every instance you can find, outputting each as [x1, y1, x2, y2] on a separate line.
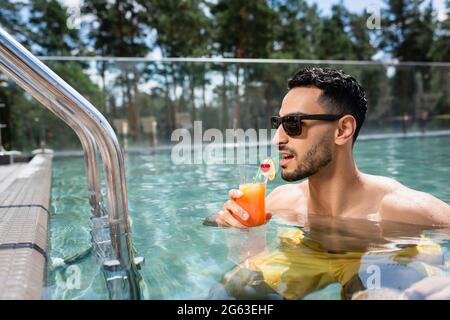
[271, 113, 345, 137]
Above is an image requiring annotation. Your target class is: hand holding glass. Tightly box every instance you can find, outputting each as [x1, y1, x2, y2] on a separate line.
[231, 165, 268, 227]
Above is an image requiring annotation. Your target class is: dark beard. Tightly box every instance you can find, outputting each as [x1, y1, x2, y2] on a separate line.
[281, 136, 332, 182]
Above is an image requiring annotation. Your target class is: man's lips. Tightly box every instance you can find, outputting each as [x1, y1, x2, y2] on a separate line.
[279, 151, 294, 159]
[279, 151, 294, 166]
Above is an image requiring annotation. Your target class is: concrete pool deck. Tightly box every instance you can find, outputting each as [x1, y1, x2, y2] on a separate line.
[0, 153, 52, 299]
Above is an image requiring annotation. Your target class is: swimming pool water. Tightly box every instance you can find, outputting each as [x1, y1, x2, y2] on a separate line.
[45, 135, 450, 299]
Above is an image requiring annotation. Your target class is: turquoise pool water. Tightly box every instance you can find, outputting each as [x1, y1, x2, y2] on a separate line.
[46, 135, 450, 299]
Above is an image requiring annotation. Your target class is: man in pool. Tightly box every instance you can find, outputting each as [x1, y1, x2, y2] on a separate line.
[215, 67, 450, 228]
[207, 67, 450, 300]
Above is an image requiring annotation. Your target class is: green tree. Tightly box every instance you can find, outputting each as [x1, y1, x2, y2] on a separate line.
[316, 2, 354, 60]
[0, 1, 27, 38]
[314, 2, 375, 61]
[429, 1, 450, 117]
[83, 0, 150, 141]
[348, 11, 377, 60]
[210, 0, 276, 59]
[0, 0, 28, 149]
[28, 0, 82, 55]
[378, 0, 437, 119]
[138, 0, 212, 134]
[211, 0, 277, 129]
[270, 0, 322, 59]
[380, 0, 436, 61]
[6, 0, 103, 149]
[429, 0, 450, 61]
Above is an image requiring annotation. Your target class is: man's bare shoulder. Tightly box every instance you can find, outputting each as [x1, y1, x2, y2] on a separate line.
[267, 182, 307, 203]
[362, 173, 400, 191]
[266, 182, 308, 224]
[378, 179, 450, 226]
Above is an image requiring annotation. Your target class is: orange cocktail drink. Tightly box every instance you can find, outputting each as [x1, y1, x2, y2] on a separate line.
[235, 182, 267, 227]
[230, 164, 274, 227]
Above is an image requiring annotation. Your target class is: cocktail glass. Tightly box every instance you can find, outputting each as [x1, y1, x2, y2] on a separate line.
[233, 165, 267, 227]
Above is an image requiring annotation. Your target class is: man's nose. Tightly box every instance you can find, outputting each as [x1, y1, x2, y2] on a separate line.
[272, 127, 288, 146]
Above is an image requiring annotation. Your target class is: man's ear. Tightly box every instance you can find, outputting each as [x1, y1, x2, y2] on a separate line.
[335, 115, 356, 145]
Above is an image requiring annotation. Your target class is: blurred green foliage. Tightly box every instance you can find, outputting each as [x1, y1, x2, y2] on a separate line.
[0, 0, 449, 150]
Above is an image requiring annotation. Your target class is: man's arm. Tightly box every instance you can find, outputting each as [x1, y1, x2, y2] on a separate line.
[203, 189, 266, 228]
[379, 188, 450, 226]
[401, 276, 450, 300]
[203, 184, 299, 228]
[352, 276, 450, 300]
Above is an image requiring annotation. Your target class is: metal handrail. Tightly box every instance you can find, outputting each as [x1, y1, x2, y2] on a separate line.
[0, 28, 142, 299]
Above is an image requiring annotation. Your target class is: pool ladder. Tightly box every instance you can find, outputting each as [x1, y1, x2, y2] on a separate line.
[0, 27, 144, 299]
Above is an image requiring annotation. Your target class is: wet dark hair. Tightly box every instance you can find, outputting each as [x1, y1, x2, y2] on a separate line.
[288, 67, 367, 143]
